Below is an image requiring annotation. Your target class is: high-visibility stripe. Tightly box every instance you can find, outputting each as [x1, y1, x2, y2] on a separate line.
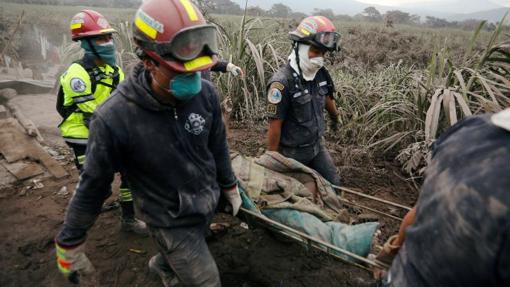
[57, 257, 71, 274]
[77, 155, 86, 165]
[64, 138, 89, 145]
[72, 94, 95, 104]
[56, 245, 67, 257]
[135, 16, 157, 40]
[70, 23, 82, 30]
[300, 28, 311, 36]
[180, 0, 199, 21]
[119, 188, 133, 202]
[184, 56, 213, 71]
[99, 28, 116, 34]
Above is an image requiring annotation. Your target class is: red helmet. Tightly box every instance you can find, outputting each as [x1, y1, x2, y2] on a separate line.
[133, 0, 218, 73]
[289, 16, 340, 51]
[70, 10, 116, 41]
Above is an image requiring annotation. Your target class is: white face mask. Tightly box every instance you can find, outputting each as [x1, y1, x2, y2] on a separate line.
[289, 44, 324, 81]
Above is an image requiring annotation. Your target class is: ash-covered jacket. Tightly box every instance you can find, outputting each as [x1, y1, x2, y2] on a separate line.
[57, 62, 237, 246]
[386, 113, 510, 287]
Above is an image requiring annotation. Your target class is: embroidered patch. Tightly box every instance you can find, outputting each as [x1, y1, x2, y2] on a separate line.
[319, 81, 328, 87]
[70, 78, 86, 93]
[267, 82, 284, 104]
[267, 104, 277, 115]
[268, 88, 282, 104]
[270, 82, 284, 91]
[185, 113, 206, 135]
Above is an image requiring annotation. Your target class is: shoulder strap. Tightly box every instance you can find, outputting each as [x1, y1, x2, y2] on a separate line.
[74, 59, 98, 94]
[76, 60, 121, 92]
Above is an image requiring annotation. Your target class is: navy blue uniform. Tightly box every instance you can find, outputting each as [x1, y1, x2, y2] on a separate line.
[386, 114, 510, 286]
[266, 63, 341, 186]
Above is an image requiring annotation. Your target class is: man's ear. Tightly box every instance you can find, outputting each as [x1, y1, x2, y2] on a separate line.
[143, 58, 156, 73]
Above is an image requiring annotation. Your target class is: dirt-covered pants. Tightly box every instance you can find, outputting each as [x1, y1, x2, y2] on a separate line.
[66, 142, 135, 218]
[280, 141, 341, 186]
[150, 225, 221, 287]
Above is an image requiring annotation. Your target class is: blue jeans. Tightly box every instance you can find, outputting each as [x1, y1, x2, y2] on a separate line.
[280, 141, 341, 186]
[149, 225, 221, 287]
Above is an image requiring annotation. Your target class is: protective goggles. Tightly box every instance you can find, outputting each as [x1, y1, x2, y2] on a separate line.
[303, 31, 341, 51]
[138, 25, 218, 62]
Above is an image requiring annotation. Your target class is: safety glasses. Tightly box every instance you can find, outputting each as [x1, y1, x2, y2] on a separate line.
[304, 31, 341, 51]
[139, 25, 218, 62]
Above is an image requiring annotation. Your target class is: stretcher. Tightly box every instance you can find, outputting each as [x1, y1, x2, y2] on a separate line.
[238, 184, 412, 272]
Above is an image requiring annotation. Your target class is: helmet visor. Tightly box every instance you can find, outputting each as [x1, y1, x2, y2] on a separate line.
[138, 25, 218, 62]
[314, 31, 341, 51]
[169, 25, 218, 61]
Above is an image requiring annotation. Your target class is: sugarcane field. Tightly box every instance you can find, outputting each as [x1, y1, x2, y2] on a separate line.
[0, 0, 509, 286]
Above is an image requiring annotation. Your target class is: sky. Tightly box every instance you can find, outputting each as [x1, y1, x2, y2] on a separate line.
[357, 0, 510, 6]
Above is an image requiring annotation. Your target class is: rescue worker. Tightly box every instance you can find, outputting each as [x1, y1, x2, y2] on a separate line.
[266, 16, 342, 187]
[57, 10, 147, 235]
[54, 0, 241, 286]
[375, 109, 510, 286]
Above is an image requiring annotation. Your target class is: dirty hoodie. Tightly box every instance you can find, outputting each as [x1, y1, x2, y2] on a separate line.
[57, 62, 237, 246]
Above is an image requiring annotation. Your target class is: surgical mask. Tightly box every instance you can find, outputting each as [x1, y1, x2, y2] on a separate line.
[289, 44, 324, 81]
[81, 39, 117, 67]
[170, 72, 202, 101]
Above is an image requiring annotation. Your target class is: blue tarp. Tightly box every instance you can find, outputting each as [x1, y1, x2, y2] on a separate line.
[241, 189, 378, 261]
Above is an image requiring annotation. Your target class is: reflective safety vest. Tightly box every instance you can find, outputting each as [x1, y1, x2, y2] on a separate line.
[58, 60, 124, 144]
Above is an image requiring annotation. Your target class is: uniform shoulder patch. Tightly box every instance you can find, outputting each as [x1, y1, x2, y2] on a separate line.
[267, 82, 284, 104]
[267, 103, 277, 115]
[70, 77, 87, 93]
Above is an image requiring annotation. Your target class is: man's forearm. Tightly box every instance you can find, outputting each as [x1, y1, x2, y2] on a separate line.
[56, 185, 107, 246]
[267, 120, 282, 151]
[267, 134, 279, 151]
[325, 96, 338, 118]
[395, 206, 417, 246]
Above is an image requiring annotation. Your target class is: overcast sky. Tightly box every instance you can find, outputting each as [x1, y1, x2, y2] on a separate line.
[358, 0, 510, 6]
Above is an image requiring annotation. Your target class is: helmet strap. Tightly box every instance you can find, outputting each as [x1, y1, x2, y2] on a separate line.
[293, 42, 306, 94]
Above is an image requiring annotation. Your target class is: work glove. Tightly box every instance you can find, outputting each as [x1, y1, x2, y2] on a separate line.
[226, 63, 244, 77]
[56, 241, 95, 284]
[329, 113, 341, 132]
[373, 235, 401, 280]
[222, 184, 242, 216]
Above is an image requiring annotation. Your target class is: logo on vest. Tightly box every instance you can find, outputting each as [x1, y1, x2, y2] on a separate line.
[185, 113, 206, 135]
[70, 78, 87, 93]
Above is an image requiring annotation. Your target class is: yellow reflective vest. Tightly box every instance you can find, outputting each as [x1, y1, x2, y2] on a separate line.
[58, 61, 124, 144]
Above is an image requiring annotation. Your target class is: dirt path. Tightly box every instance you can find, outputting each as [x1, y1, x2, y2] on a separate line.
[0, 92, 417, 287]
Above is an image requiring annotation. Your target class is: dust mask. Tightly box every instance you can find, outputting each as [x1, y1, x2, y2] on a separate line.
[289, 44, 324, 81]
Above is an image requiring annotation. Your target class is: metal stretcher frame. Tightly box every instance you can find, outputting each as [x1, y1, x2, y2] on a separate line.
[239, 185, 413, 272]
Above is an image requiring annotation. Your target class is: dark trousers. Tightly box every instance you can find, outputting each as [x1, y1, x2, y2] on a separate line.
[66, 142, 135, 218]
[150, 225, 221, 287]
[280, 141, 341, 186]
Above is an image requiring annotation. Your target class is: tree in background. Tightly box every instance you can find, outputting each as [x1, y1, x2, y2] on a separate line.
[384, 10, 420, 25]
[362, 6, 382, 22]
[425, 16, 456, 28]
[291, 12, 309, 19]
[246, 6, 266, 17]
[268, 3, 292, 18]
